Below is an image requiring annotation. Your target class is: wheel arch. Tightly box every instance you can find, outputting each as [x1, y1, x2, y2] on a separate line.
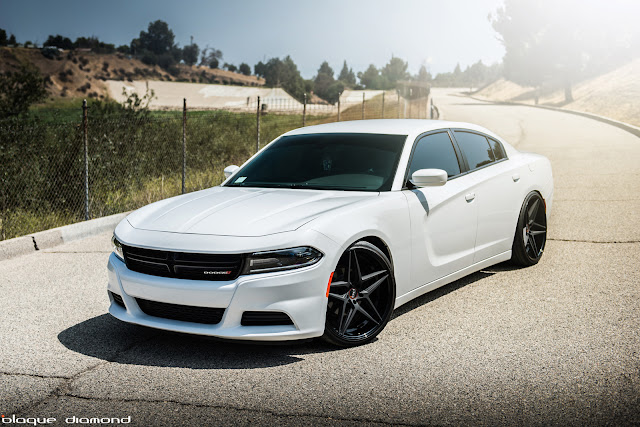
[358, 235, 394, 271]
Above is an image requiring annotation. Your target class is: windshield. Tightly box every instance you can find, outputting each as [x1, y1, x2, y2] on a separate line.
[225, 133, 407, 192]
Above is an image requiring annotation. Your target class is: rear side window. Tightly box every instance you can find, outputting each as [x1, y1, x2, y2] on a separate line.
[454, 131, 495, 170]
[488, 138, 507, 160]
[408, 132, 461, 178]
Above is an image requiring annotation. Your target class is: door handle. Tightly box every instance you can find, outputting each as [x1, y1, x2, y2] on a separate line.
[512, 173, 520, 182]
[465, 193, 476, 202]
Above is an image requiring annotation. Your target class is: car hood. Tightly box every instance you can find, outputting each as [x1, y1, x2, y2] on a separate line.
[126, 186, 378, 237]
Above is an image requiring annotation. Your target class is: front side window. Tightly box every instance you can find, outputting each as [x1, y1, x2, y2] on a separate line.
[408, 132, 461, 179]
[454, 131, 495, 170]
[226, 133, 406, 192]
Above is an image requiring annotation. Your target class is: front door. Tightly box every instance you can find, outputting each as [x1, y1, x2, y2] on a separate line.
[403, 131, 478, 290]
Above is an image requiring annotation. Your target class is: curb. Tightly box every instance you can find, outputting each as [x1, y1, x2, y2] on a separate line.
[0, 211, 129, 261]
[467, 95, 640, 138]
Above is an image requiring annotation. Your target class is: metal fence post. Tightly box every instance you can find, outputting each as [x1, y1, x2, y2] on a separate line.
[337, 96, 341, 122]
[256, 96, 261, 152]
[362, 92, 365, 120]
[182, 98, 187, 194]
[381, 92, 385, 119]
[82, 99, 89, 221]
[303, 93, 307, 127]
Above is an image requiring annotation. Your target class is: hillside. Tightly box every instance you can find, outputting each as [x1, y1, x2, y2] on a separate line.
[0, 47, 264, 100]
[474, 59, 640, 127]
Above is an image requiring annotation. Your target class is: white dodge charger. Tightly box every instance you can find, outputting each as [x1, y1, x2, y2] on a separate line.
[108, 119, 553, 346]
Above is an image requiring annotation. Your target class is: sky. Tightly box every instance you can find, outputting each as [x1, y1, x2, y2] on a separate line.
[0, 0, 506, 78]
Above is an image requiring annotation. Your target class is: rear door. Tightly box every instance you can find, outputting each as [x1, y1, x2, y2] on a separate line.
[403, 131, 478, 290]
[451, 130, 521, 263]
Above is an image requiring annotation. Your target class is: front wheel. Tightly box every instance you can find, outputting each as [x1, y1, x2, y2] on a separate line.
[511, 191, 547, 266]
[322, 241, 395, 347]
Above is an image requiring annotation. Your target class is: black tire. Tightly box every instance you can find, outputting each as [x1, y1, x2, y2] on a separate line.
[511, 191, 547, 266]
[322, 241, 395, 347]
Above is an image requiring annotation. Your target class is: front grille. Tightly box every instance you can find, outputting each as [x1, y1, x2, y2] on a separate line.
[136, 298, 225, 324]
[241, 311, 294, 326]
[109, 291, 125, 308]
[123, 245, 244, 281]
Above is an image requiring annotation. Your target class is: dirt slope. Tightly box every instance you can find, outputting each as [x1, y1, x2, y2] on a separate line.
[474, 59, 640, 127]
[0, 47, 264, 100]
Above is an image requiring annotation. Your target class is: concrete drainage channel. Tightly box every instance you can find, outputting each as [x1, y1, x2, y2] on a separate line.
[465, 94, 640, 139]
[0, 212, 128, 261]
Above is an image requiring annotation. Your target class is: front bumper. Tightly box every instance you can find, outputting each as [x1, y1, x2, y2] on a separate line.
[106, 233, 339, 341]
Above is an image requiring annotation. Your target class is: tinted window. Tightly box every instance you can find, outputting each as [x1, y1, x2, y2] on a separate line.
[454, 131, 495, 170]
[488, 138, 507, 160]
[226, 133, 406, 192]
[408, 132, 461, 179]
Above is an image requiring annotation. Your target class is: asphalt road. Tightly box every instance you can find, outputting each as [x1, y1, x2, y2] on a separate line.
[1, 89, 639, 426]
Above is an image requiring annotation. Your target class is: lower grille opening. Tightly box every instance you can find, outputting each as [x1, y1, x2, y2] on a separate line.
[136, 298, 224, 325]
[241, 311, 294, 326]
[109, 291, 125, 308]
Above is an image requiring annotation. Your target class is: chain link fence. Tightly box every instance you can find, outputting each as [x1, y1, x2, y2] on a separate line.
[0, 90, 436, 241]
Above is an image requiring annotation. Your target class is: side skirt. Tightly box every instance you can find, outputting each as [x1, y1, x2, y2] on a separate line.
[394, 250, 512, 309]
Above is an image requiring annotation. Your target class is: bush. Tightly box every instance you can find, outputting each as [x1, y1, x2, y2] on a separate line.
[0, 65, 47, 118]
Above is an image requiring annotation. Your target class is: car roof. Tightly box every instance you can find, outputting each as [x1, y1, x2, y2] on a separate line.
[283, 119, 501, 140]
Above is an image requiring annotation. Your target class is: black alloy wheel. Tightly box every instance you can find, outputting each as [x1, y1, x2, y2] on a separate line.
[511, 191, 547, 266]
[322, 241, 395, 347]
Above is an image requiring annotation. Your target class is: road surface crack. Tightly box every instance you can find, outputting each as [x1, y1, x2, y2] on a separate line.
[14, 333, 160, 416]
[0, 371, 69, 380]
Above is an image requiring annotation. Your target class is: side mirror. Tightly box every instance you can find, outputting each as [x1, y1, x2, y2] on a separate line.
[410, 169, 447, 187]
[223, 165, 240, 178]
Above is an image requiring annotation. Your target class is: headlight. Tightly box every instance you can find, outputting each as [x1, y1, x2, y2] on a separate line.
[111, 234, 124, 261]
[243, 247, 323, 274]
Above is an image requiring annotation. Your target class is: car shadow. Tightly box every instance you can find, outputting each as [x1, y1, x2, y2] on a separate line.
[59, 262, 520, 369]
[391, 261, 519, 319]
[58, 314, 338, 370]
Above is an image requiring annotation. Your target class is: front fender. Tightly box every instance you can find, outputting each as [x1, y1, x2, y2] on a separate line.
[304, 192, 412, 298]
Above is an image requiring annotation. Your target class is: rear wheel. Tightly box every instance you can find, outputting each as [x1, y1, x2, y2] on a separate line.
[511, 192, 547, 266]
[322, 241, 395, 347]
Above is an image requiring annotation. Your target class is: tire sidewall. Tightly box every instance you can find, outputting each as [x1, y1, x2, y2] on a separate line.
[322, 240, 396, 347]
[512, 191, 546, 266]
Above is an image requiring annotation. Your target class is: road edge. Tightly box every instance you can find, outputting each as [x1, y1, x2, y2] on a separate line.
[0, 212, 128, 261]
[467, 95, 640, 138]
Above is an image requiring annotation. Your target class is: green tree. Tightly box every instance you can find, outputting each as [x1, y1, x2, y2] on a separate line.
[200, 47, 223, 68]
[464, 61, 486, 90]
[258, 56, 306, 102]
[182, 43, 199, 66]
[381, 56, 409, 89]
[8, 34, 16, 45]
[44, 34, 73, 50]
[254, 61, 266, 77]
[136, 20, 175, 55]
[223, 63, 238, 72]
[314, 61, 337, 102]
[338, 60, 356, 86]
[416, 65, 432, 83]
[239, 63, 251, 76]
[74, 36, 115, 54]
[317, 61, 334, 79]
[0, 65, 47, 119]
[357, 64, 380, 89]
[0, 29, 7, 46]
